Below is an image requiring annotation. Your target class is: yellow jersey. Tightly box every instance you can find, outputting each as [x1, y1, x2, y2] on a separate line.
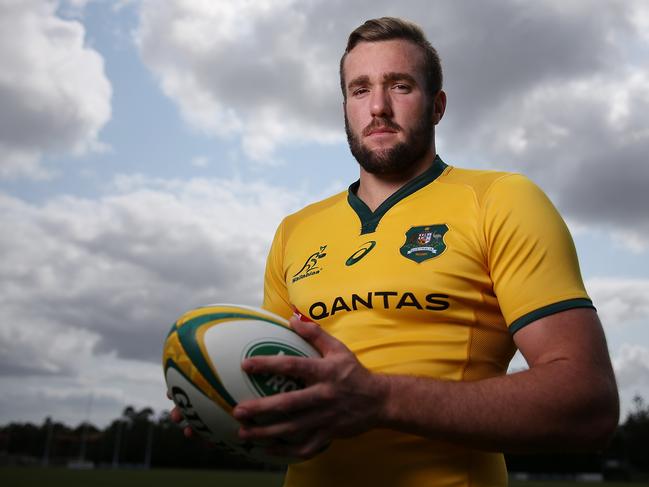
[263, 155, 593, 487]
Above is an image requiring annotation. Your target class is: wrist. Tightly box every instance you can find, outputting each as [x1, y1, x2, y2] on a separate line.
[371, 373, 395, 429]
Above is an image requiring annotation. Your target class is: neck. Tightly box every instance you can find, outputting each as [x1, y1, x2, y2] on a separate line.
[356, 149, 437, 212]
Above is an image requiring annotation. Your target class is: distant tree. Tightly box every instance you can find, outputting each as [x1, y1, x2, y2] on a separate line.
[623, 395, 649, 472]
[628, 395, 649, 422]
[0, 407, 279, 472]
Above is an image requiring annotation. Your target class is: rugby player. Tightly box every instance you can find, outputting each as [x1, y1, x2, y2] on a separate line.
[175, 17, 619, 487]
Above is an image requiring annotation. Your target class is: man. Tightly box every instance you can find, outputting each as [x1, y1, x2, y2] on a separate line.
[175, 17, 619, 487]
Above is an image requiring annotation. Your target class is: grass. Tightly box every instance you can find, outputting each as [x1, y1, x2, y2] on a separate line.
[0, 467, 285, 487]
[510, 483, 634, 487]
[0, 467, 643, 487]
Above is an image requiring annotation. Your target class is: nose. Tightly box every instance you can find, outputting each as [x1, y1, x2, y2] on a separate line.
[370, 88, 393, 118]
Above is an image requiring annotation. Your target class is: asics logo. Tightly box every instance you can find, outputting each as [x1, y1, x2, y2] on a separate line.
[345, 241, 376, 266]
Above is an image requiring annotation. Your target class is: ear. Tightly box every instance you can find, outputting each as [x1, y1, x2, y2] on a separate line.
[431, 90, 447, 125]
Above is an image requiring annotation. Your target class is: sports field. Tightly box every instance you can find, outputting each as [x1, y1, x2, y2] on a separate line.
[0, 467, 640, 487]
[1, 467, 284, 487]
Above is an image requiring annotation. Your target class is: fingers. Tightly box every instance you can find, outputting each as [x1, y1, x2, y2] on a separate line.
[170, 406, 183, 423]
[237, 406, 332, 461]
[242, 353, 324, 384]
[238, 408, 328, 442]
[168, 402, 195, 438]
[236, 323, 373, 456]
[234, 384, 326, 423]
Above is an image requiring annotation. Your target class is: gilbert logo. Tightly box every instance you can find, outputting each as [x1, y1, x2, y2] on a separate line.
[345, 241, 376, 266]
[292, 245, 327, 283]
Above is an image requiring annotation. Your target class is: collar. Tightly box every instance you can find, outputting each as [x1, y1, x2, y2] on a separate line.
[347, 154, 448, 235]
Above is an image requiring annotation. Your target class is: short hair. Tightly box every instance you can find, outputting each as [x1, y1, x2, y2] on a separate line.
[339, 17, 443, 100]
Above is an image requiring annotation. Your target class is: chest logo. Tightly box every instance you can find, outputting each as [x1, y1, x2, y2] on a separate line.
[345, 241, 376, 266]
[292, 245, 327, 283]
[400, 225, 449, 263]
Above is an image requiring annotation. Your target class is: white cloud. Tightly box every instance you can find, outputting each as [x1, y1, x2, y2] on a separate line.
[0, 363, 165, 427]
[628, 0, 649, 42]
[0, 175, 305, 365]
[58, 0, 93, 18]
[135, 0, 345, 162]
[443, 68, 649, 249]
[1, 176, 304, 365]
[134, 0, 649, 245]
[0, 175, 309, 425]
[0, 0, 111, 180]
[0, 145, 52, 180]
[614, 344, 649, 391]
[586, 277, 649, 328]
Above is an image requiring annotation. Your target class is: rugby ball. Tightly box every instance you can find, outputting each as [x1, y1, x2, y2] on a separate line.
[162, 303, 320, 464]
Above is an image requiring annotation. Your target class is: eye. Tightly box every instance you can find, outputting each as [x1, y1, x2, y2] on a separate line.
[351, 87, 369, 97]
[392, 83, 411, 93]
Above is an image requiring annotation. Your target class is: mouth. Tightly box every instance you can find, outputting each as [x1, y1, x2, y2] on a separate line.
[362, 119, 401, 137]
[367, 127, 397, 136]
[364, 124, 401, 139]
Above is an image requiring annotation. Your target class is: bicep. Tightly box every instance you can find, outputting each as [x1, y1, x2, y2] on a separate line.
[513, 308, 619, 445]
[514, 308, 614, 374]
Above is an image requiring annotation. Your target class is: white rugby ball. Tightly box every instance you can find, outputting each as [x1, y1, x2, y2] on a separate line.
[162, 303, 319, 464]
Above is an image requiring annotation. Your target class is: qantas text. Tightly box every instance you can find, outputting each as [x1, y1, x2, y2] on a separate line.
[307, 291, 450, 320]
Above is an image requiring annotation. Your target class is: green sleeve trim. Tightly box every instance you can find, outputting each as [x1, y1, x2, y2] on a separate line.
[509, 298, 595, 335]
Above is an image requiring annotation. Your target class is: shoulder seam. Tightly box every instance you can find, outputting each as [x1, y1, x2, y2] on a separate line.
[479, 173, 523, 270]
[287, 190, 347, 218]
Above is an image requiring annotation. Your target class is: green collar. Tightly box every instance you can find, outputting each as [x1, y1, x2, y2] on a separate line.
[347, 155, 448, 235]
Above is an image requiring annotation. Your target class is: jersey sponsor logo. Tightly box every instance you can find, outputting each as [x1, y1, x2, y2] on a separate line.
[292, 245, 327, 283]
[307, 291, 450, 320]
[345, 241, 376, 266]
[400, 224, 449, 263]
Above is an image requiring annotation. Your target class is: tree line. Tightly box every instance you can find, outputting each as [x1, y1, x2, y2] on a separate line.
[0, 406, 268, 472]
[1, 396, 648, 478]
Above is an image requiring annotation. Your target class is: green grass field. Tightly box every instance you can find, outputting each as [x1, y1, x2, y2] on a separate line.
[0, 467, 641, 487]
[0, 467, 285, 487]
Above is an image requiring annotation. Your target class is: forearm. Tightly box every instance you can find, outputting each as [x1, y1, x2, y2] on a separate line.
[375, 359, 619, 452]
[235, 312, 619, 460]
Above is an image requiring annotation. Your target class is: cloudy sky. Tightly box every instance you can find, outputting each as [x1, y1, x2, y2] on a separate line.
[1, 0, 648, 429]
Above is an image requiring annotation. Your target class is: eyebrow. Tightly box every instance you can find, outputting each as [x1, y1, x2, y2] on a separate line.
[347, 72, 418, 91]
[347, 75, 370, 91]
[383, 72, 417, 85]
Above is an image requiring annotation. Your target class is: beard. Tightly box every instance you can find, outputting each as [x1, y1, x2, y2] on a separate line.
[345, 103, 435, 176]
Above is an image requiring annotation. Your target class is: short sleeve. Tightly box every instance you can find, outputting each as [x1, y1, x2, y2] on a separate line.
[482, 174, 594, 333]
[263, 219, 293, 320]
